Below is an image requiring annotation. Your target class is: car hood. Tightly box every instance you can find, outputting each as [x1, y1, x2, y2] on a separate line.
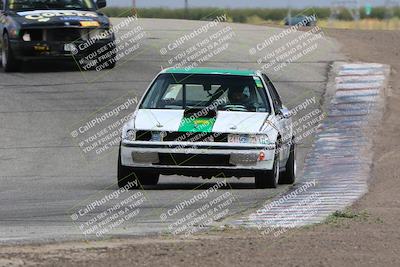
[133, 109, 270, 134]
[11, 10, 108, 28]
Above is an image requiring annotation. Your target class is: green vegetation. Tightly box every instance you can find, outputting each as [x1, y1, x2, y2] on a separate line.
[326, 210, 369, 225]
[102, 7, 400, 22]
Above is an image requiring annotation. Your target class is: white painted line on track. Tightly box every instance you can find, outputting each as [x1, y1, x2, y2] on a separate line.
[336, 82, 383, 89]
[339, 69, 385, 76]
[336, 75, 385, 82]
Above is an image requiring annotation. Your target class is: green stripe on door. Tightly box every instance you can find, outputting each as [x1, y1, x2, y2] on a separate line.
[178, 117, 216, 132]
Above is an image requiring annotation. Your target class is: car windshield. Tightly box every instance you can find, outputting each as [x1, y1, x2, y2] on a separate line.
[7, 0, 95, 11]
[140, 73, 271, 113]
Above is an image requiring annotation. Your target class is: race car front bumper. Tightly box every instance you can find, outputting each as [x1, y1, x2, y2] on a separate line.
[121, 141, 277, 177]
[9, 39, 114, 61]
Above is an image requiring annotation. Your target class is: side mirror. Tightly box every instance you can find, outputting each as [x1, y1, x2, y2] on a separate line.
[96, 0, 107, 9]
[279, 107, 291, 119]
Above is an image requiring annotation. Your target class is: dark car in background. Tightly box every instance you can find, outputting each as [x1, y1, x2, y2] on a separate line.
[0, 0, 116, 71]
[284, 15, 317, 26]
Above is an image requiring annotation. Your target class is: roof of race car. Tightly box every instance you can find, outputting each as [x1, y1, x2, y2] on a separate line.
[161, 68, 258, 76]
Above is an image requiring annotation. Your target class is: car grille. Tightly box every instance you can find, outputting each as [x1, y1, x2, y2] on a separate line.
[156, 153, 232, 166]
[21, 28, 89, 42]
[136, 131, 228, 142]
[136, 131, 152, 141]
[47, 29, 84, 42]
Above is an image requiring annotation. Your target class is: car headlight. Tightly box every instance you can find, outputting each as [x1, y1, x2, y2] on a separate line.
[89, 28, 112, 40]
[228, 134, 271, 145]
[123, 129, 136, 141]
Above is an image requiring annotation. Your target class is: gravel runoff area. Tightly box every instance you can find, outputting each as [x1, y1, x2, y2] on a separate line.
[0, 29, 399, 267]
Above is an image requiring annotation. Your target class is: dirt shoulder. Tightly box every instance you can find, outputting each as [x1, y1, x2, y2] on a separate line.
[1, 29, 400, 267]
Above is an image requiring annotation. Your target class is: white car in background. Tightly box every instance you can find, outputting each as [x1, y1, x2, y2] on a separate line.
[118, 68, 296, 189]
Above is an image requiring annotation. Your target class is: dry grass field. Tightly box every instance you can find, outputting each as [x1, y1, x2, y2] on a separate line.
[318, 18, 400, 30]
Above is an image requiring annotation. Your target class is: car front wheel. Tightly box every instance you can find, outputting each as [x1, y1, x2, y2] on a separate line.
[255, 149, 280, 189]
[117, 146, 159, 188]
[2, 33, 21, 72]
[279, 141, 296, 184]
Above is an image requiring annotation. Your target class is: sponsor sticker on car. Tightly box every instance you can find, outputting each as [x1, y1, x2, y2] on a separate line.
[178, 117, 216, 133]
[80, 21, 100, 27]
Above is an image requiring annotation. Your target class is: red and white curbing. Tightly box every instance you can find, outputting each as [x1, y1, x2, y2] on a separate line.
[232, 62, 390, 228]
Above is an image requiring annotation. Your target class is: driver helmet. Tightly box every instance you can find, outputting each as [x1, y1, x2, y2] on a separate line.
[228, 85, 247, 104]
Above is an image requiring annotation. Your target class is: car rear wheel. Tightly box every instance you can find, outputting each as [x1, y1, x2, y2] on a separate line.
[96, 55, 116, 70]
[117, 147, 159, 188]
[2, 33, 21, 72]
[279, 141, 296, 184]
[104, 58, 116, 69]
[255, 149, 280, 189]
[97, 43, 116, 70]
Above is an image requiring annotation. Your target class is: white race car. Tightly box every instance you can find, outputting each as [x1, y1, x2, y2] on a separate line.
[118, 68, 296, 189]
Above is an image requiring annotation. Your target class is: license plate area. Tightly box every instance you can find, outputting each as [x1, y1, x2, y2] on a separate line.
[228, 134, 249, 144]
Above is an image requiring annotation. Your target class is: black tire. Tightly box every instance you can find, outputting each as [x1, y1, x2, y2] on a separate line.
[117, 146, 159, 188]
[95, 55, 116, 71]
[95, 54, 116, 70]
[117, 149, 138, 188]
[97, 42, 116, 70]
[2, 33, 21, 72]
[279, 141, 296, 184]
[104, 58, 116, 69]
[255, 149, 280, 189]
[138, 172, 159, 185]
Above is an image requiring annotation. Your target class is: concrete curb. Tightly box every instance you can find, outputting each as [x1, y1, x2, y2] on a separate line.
[230, 62, 390, 228]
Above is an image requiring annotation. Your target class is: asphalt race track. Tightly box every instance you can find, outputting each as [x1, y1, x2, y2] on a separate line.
[0, 18, 345, 243]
